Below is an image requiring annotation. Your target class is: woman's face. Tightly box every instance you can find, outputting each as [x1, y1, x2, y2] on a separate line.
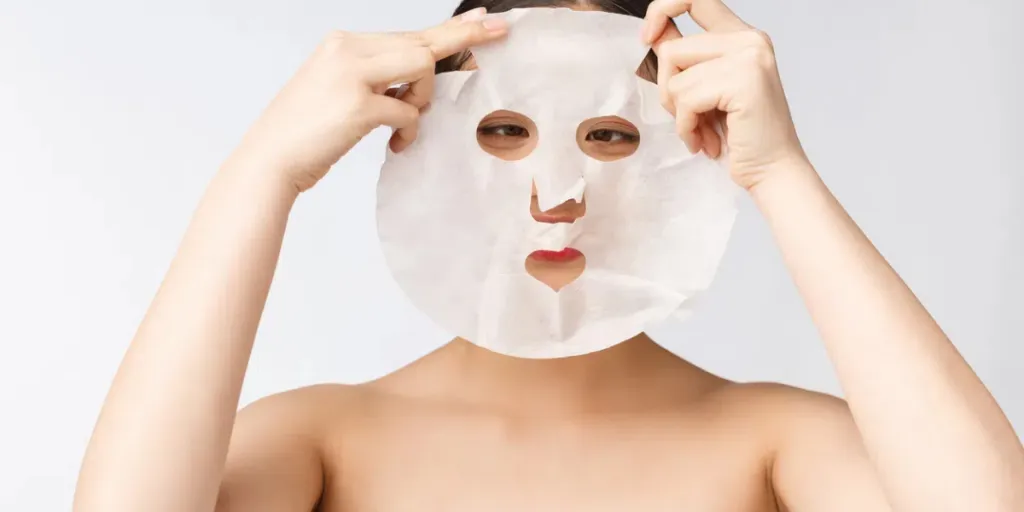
[456, 11, 657, 292]
[473, 110, 641, 291]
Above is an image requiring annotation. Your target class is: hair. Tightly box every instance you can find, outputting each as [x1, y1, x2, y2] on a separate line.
[435, 0, 659, 79]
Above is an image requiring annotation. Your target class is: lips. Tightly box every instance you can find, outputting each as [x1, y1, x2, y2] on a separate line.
[528, 247, 584, 263]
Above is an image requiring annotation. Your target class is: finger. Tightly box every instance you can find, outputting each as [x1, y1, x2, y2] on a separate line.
[342, 32, 421, 57]
[653, 23, 683, 111]
[675, 103, 700, 153]
[668, 61, 729, 146]
[366, 95, 420, 130]
[657, 44, 674, 113]
[402, 72, 434, 110]
[389, 121, 419, 152]
[642, 0, 678, 45]
[663, 50, 734, 115]
[415, 9, 509, 60]
[656, 30, 766, 72]
[368, 6, 487, 42]
[692, 123, 705, 155]
[649, 13, 683, 48]
[360, 47, 435, 88]
[390, 94, 431, 152]
[698, 115, 721, 158]
[643, 0, 750, 43]
[714, 110, 729, 140]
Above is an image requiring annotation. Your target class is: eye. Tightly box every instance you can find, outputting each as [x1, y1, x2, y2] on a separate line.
[478, 124, 530, 138]
[476, 110, 538, 161]
[576, 116, 640, 162]
[586, 128, 639, 144]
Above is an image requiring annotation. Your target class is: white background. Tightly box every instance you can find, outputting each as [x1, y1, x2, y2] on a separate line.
[1, 0, 1022, 509]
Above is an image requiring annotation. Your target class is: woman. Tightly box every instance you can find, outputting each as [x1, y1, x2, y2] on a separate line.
[73, 0, 1024, 511]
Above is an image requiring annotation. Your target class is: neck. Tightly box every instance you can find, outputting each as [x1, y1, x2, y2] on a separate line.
[389, 333, 710, 417]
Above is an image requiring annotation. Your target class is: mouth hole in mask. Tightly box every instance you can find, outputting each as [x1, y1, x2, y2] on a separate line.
[525, 249, 586, 292]
[576, 116, 640, 162]
[476, 110, 538, 161]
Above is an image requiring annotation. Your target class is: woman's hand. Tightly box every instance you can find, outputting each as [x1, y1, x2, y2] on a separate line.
[641, 3, 1024, 511]
[642, 0, 807, 191]
[233, 7, 508, 193]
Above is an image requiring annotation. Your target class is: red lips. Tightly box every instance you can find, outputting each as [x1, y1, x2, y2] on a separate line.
[528, 247, 584, 263]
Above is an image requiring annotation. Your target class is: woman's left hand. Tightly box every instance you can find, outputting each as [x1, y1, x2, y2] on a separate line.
[642, 0, 808, 191]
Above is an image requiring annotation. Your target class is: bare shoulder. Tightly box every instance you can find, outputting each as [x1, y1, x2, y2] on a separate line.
[228, 382, 375, 453]
[236, 382, 365, 423]
[705, 380, 855, 425]
[701, 381, 866, 464]
[703, 381, 891, 511]
[216, 384, 366, 512]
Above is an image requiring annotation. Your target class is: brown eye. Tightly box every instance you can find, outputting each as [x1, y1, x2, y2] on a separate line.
[586, 129, 638, 144]
[478, 124, 530, 138]
[576, 116, 640, 162]
[476, 110, 538, 161]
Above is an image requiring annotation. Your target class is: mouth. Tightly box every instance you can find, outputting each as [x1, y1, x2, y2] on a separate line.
[524, 193, 587, 290]
[528, 247, 584, 263]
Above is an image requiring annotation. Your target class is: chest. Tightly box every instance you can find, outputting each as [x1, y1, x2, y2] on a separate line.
[319, 413, 778, 512]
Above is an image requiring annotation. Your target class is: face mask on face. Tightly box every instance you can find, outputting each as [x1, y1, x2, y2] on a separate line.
[376, 8, 741, 358]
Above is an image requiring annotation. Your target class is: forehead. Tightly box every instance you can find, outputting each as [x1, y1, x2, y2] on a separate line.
[455, 8, 655, 81]
[458, 52, 656, 82]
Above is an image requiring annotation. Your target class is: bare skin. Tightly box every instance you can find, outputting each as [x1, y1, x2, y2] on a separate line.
[217, 336, 889, 512]
[74, 2, 1024, 512]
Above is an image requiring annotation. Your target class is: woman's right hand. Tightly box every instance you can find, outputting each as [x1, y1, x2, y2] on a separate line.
[233, 7, 508, 193]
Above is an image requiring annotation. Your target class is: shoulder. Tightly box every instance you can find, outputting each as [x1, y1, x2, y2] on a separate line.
[239, 382, 364, 415]
[216, 384, 371, 511]
[225, 383, 371, 477]
[704, 382, 890, 511]
[233, 383, 372, 438]
[725, 380, 851, 411]
[702, 381, 865, 459]
[700, 380, 855, 427]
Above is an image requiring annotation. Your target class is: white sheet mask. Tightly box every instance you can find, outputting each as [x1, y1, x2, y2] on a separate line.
[376, 8, 741, 358]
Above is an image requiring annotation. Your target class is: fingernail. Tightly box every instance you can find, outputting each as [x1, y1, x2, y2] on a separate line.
[461, 7, 486, 22]
[482, 16, 507, 31]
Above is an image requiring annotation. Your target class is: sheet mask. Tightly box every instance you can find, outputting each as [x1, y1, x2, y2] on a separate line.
[376, 8, 741, 358]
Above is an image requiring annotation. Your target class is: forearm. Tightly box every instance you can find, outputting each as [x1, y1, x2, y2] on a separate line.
[75, 156, 299, 512]
[751, 160, 1024, 511]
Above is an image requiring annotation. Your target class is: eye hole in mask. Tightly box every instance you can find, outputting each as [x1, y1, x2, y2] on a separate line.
[476, 110, 538, 161]
[576, 116, 640, 162]
[476, 111, 640, 163]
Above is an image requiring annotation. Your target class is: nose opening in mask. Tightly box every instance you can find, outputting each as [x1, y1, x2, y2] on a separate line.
[525, 180, 587, 292]
[531, 183, 586, 224]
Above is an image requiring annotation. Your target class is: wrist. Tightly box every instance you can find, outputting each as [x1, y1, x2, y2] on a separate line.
[218, 148, 302, 206]
[746, 155, 823, 206]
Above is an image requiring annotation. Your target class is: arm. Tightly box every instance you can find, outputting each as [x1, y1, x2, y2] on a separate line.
[641, 0, 1024, 509]
[756, 161, 1024, 511]
[73, 12, 507, 512]
[73, 161, 306, 512]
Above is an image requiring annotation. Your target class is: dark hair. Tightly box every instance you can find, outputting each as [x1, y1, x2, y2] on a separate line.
[435, 0, 659, 79]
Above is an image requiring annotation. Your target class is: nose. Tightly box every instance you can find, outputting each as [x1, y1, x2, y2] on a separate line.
[532, 164, 586, 212]
[530, 181, 586, 222]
